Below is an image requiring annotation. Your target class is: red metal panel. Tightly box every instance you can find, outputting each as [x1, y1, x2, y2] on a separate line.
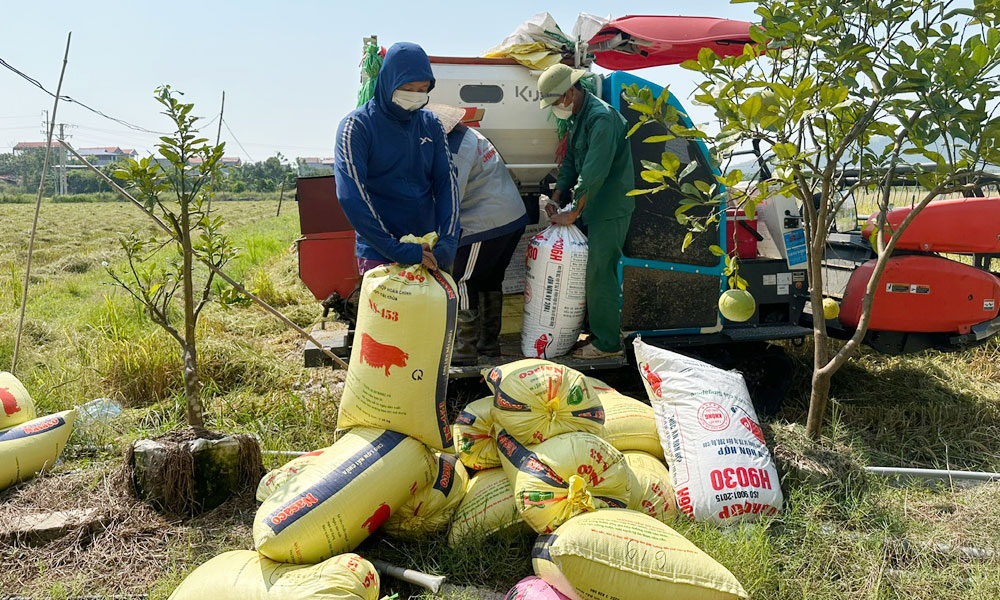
[862, 197, 1000, 254]
[590, 16, 754, 71]
[840, 255, 1000, 333]
[296, 232, 359, 301]
[296, 175, 353, 234]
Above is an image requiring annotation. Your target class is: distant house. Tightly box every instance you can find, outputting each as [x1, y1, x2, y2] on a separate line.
[187, 156, 242, 171]
[12, 141, 53, 155]
[297, 157, 335, 175]
[75, 147, 138, 167]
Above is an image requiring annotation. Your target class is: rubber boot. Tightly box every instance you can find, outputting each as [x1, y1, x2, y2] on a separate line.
[477, 291, 503, 357]
[452, 308, 480, 366]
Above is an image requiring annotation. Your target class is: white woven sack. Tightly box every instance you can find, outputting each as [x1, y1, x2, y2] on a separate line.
[633, 338, 783, 525]
[521, 224, 588, 359]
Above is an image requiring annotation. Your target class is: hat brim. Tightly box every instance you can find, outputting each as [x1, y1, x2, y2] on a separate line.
[425, 103, 465, 133]
[538, 68, 586, 109]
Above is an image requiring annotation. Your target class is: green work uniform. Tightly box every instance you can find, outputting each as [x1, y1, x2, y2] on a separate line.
[556, 92, 635, 352]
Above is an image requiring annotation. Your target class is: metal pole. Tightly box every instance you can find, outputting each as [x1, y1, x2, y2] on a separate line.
[61, 141, 351, 371]
[11, 32, 72, 374]
[865, 466, 1000, 483]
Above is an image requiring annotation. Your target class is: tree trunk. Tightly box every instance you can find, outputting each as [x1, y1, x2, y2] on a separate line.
[806, 366, 832, 439]
[805, 196, 831, 440]
[182, 342, 202, 427]
[180, 187, 203, 428]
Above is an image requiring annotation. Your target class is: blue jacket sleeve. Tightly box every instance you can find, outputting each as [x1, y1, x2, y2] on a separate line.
[334, 115, 423, 265]
[429, 116, 461, 269]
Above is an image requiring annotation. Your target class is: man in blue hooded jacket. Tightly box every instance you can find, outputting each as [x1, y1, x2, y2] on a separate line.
[335, 42, 460, 273]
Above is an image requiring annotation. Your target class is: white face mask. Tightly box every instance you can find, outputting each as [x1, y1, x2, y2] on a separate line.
[392, 89, 429, 111]
[551, 103, 574, 120]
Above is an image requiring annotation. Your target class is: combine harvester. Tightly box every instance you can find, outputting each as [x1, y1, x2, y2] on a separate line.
[294, 15, 1000, 399]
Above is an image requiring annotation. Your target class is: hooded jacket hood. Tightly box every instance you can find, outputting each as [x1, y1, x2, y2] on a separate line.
[374, 42, 436, 121]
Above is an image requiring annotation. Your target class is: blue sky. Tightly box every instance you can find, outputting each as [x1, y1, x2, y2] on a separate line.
[0, 2, 759, 161]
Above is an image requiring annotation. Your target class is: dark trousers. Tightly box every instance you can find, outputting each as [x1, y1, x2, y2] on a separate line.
[452, 227, 525, 310]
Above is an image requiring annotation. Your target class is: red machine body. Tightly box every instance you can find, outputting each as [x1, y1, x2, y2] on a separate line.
[840, 255, 1000, 334]
[862, 197, 1000, 254]
[589, 16, 754, 71]
[294, 175, 359, 301]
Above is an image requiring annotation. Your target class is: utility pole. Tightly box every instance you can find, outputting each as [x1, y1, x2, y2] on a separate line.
[207, 90, 225, 214]
[39, 114, 70, 195]
[57, 124, 68, 196]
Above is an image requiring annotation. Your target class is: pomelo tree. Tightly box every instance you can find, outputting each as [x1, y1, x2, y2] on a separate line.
[626, 0, 1000, 438]
[108, 86, 236, 427]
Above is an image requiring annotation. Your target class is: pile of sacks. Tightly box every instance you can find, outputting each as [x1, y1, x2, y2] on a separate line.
[172, 234, 462, 599]
[0, 371, 77, 492]
[171, 235, 782, 599]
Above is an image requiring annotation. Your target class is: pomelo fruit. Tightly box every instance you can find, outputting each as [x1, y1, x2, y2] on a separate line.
[718, 289, 756, 322]
[823, 297, 840, 320]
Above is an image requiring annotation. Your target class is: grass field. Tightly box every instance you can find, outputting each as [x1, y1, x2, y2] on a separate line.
[1, 200, 999, 599]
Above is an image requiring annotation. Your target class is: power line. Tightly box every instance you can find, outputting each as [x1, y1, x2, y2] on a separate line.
[0, 55, 169, 135]
[222, 117, 254, 162]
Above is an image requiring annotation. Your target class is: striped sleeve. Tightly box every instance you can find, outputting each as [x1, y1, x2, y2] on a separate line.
[334, 115, 423, 265]
[430, 114, 461, 269]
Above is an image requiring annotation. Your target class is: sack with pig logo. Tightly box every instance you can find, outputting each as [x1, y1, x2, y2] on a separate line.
[487, 360, 604, 446]
[496, 429, 636, 534]
[338, 233, 458, 451]
[253, 427, 435, 564]
[168, 550, 379, 600]
[0, 371, 37, 431]
[633, 338, 782, 526]
[1, 409, 76, 491]
[384, 451, 469, 539]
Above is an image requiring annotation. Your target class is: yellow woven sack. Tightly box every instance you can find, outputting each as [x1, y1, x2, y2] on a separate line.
[384, 452, 468, 539]
[624, 451, 677, 523]
[256, 448, 330, 502]
[448, 468, 524, 545]
[454, 397, 500, 470]
[487, 360, 604, 446]
[254, 427, 435, 564]
[168, 550, 379, 600]
[587, 378, 663, 460]
[533, 509, 748, 600]
[338, 233, 458, 451]
[496, 430, 636, 534]
[0, 371, 37, 430]
[0, 409, 76, 491]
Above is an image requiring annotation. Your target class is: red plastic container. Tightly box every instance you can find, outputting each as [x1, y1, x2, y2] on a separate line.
[840, 255, 1000, 334]
[726, 209, 758, 259]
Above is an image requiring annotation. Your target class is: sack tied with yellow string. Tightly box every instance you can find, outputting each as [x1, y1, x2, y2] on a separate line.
[586, 377, 663, 460]
[496, 429, 636, 534]
[253, 427, 435, 564]
[533, 510, 748, 600]
[384, 451, 468, 539]
[1, 409, 77, 491]
[487, 360, 604, 446]
[1, 371, 36, 431]
[338, 232, 458, 451]
[624, 451, 677, 523]
[168, 550, 379, 600]
[453, 397, 500, 471]
[448, 467, 526, 545]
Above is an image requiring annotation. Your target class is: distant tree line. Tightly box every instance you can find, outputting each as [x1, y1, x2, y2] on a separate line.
[0, 148, 298, 196]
